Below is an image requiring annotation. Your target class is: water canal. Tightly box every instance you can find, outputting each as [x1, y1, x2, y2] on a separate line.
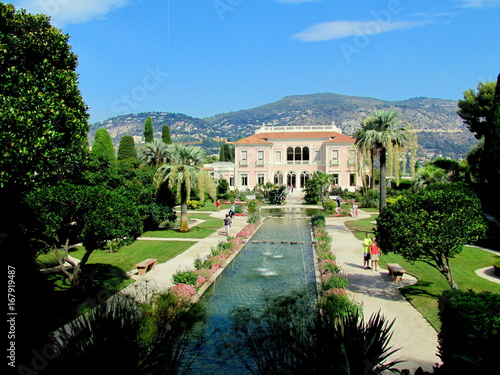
[186, 211, 319, 374]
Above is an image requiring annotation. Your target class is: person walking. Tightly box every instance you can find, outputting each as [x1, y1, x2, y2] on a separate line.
[215, 199, 221, 211]
[370, 238, 381, 271]
[352, 202, 358, 217]
[362, 232, 372, 269]
[223, 214, 232, 236]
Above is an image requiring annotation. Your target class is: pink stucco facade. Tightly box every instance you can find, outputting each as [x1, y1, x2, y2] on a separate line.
[233, 125, 362, 191]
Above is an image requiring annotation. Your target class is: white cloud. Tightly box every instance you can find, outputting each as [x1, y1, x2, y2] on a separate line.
[14, 0, 130, 27]
[456, 0, 500, 7]
[292, 20, 421, 42]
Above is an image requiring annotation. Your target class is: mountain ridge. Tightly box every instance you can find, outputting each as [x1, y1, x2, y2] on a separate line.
[89, 92, 477, 159]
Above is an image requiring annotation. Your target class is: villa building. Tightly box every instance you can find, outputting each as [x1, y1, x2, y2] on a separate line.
[230, 124, 363, 191]
[204, 124, 364, 192]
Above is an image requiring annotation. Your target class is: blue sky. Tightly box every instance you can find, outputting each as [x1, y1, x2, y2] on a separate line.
[12, 0, 500, 123]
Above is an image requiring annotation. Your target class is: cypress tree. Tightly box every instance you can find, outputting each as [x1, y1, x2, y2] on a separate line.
[219, 143, 226, 161]
[117, 135, 137, 160]
[144, 116, 154, 143]
[162, 124, 172, 144]
[91, 128, 115, 161]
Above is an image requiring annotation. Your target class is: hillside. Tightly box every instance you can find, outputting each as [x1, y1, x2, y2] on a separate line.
[89, 93, 478, 159]
[89, 112, 223, 152]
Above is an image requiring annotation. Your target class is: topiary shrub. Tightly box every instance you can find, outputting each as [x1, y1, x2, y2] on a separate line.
[438, 289, 500, 374]
[323, 199, 337, 213]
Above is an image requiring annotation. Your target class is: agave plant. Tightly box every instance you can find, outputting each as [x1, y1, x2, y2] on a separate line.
[230, 292, 403, 375]
[49, 293, 205, 375]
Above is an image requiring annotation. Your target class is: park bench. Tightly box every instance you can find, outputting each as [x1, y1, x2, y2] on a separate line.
[136, 258, 157, 276]
[387, 263, 406, 282]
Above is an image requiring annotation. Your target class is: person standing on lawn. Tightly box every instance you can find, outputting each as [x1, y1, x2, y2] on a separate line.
[362, 232, 372, 269]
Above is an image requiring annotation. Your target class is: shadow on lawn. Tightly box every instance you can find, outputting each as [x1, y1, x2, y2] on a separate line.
[400, 281, 440, 299]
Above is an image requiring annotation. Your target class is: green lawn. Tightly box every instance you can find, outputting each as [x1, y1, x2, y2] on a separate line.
[70, 240, 197, 273]
[144, 213, 223, 238]
[344, 215, 500, 331]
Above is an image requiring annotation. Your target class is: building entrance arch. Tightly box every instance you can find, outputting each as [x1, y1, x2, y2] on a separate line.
[287, 171, 297, 189]
[299, 171, 310, 188]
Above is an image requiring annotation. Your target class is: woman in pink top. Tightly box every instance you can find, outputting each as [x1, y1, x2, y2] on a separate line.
[370, 239, 381, 271]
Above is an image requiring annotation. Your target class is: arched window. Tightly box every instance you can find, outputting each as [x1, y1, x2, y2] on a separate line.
[287, 171, 297, 187]
[274, 171, 284, 185]
[302, 147, 309, 161]
[287, 147, 294, 162]
[295, 147, 302, 161]
[300, 171, 310, 188]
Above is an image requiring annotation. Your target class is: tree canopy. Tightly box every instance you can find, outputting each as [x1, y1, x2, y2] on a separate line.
[0, 3, 89, 190]
[375, 184, 487, 288]
[459, 77, 499, 216]
[24, 184, 143, 287]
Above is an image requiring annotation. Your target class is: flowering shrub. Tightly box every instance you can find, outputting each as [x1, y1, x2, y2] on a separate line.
[196, 276, 207, 288]
[236, 229, 252, 238]
[169, 283, 197, 300]
[236, 223, 257, 239]
[210, 263, 221, 274]
[194, 268, 211, 279]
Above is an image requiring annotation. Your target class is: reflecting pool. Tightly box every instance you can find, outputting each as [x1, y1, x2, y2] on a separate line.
[186, 214, 316, 374]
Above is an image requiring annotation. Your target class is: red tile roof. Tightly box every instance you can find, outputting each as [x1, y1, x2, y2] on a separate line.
[234, 131, 355, 145]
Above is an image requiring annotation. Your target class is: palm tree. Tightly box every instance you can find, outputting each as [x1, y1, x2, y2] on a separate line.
[139, 139, 172, 167]
[412, 163, 451, 192]
[154, 144, 214, 232]
[354, 110, 408, 210]
[354, 116, 377, 189]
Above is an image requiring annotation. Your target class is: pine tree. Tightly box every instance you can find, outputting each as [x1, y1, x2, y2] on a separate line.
[144, 116, 154, 143]
[162, 124, 172, 144]
[91, 128, 116, 162]
[117, 135, 137, 160]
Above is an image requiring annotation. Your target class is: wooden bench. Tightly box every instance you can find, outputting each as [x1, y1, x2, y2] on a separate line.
[136, 258, 157, 276]
[387, 263, 406, 282]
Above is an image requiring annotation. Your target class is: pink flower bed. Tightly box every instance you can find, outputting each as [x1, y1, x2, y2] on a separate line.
[210, 263, 221, 274]
[236, 223, 257, 239]
[196, 276, 207, 288]
[170, 283, 197, 300]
